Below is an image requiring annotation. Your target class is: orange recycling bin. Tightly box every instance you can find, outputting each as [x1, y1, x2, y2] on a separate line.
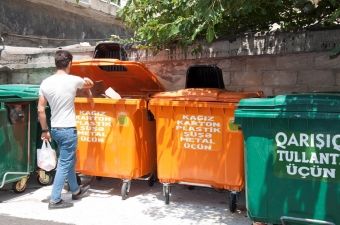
[148, 88, 263, 211]
[70, 59, 166, 199]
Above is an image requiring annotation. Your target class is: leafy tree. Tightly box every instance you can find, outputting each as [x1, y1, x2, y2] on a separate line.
[76, 0, 340, 54]
[115, 0, 339, 54]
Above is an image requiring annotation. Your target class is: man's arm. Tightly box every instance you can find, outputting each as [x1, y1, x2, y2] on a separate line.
[82, 77, 94, 89]
[38, 95, 51, 142]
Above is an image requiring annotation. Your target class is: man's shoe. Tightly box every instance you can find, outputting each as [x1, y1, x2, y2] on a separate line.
[48, 200, 73, 210]
[72, 185, 90, 200]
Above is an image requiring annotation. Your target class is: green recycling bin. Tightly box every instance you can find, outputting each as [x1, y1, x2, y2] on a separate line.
[0, 85, 55, 193]
[234, 93, 340, 225]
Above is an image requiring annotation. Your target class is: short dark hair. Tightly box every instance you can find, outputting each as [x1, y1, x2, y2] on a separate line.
[55, 50, 73, 69]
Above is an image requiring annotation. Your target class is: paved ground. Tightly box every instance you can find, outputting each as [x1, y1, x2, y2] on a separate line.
[0, 175, 253, 225]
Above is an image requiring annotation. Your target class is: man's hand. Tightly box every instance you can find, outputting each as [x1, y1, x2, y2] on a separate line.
[82, 77, 94, 89]
[41, 131, 51, 142]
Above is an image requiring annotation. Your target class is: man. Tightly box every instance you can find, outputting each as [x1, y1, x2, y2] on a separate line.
[38, 50, 94, 209]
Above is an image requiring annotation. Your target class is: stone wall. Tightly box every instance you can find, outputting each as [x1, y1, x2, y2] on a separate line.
[0, 0, 130, 47]
[128, 29, 340, 96]
[141, 51, 340, 96]
[0, 46, 94, 84]
[1, 29, 340, 97]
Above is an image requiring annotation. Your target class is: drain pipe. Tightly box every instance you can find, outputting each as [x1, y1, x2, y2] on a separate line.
[0, 37, 4, 60]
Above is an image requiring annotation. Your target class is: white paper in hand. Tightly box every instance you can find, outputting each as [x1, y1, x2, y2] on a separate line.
[105, 87, 121, 99]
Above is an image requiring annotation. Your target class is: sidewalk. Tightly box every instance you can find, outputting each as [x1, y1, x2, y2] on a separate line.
[0, 176, 252, 225]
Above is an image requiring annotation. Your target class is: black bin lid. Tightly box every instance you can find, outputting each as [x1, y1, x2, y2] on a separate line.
[93, 42, 127, 60]
[185, 65, 225, 89]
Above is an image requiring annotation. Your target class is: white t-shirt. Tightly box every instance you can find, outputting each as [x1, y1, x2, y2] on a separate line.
[39, 74, 85, 128]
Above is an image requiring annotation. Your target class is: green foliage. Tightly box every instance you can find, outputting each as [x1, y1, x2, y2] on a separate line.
[117, 0, 228, 54]
[79, 0, 340, 55]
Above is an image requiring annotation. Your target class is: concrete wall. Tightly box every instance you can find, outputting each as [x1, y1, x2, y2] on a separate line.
[0, 46, 94, 84]
[1, 29, 340, 97]
[86, 0, 120, 16]
[0, 0, 130, 47]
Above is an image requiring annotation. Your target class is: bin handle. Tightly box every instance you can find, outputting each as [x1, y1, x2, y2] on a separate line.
[73, 59, 120, 65]
[280, 216, 335, 225]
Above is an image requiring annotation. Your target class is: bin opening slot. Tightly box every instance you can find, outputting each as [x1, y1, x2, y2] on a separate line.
[98, 65, 127, 72]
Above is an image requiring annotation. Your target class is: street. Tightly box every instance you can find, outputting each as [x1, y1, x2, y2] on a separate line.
[0, 175, 252, 225]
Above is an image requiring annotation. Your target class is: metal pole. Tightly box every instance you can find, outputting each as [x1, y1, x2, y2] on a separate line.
[0, 37, 4, 59]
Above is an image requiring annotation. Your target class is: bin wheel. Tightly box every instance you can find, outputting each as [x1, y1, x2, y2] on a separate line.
[96, 176, 102, 181]
[63, 175, 82, 191]
[188, 186, 195, 190]
[164, 186, 170, 204]
[37, 173, 54, 186]
[12, 180, 27, 193]
[229, 192, 237, 213]
[121, 182, 129, 200]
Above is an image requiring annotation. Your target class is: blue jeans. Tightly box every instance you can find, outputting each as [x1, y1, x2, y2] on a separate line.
[50, 127, 80, 203]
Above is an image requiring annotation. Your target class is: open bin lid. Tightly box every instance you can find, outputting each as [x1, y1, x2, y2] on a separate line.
[235, 93, 340, 119]
[71, 59, 166, 96]
[151, 88, 262, 103]
[185, 65, 225, 89]
[93, 42, 127, 60]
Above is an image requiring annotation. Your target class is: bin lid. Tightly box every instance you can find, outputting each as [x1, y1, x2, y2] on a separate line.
[185, 65, 225, 89]
[235, 93, 340, 119]
[0, 84, 40, 95]
[0, 85, 40, 101]
[0, 91, 38, 102]
[93, 42, 127, 60]
[71, 59, 166, 96]
[151, 88, 262, 103]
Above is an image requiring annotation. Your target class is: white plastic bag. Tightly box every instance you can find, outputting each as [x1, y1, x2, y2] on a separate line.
[37, 141, 57, 172]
